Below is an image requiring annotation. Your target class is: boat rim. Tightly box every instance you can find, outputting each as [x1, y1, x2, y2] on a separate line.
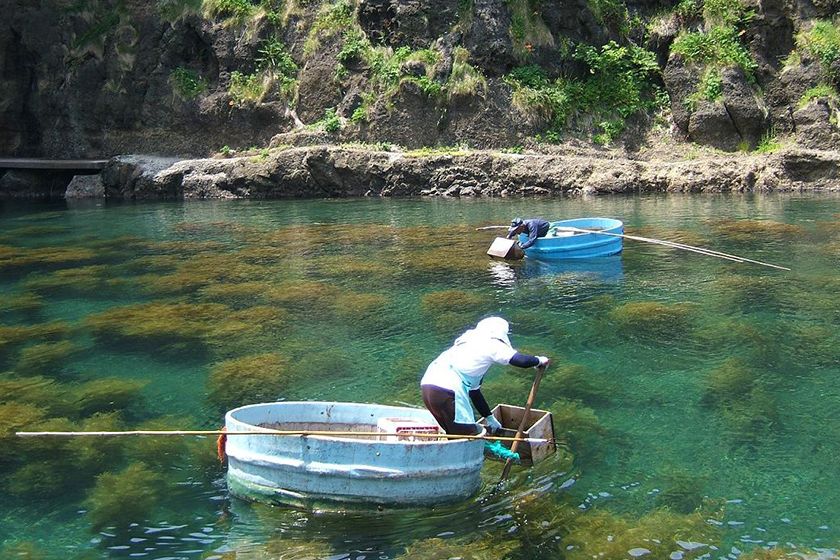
[225, 401, 485, 446]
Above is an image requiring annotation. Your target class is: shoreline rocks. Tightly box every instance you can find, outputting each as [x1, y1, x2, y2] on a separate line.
[92, 145, 840, 200]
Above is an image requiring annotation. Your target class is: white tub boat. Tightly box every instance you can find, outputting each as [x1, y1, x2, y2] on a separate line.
[224, 401, 486, 508]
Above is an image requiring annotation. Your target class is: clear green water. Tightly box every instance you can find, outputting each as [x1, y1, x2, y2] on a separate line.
[1, 195, 838, 559]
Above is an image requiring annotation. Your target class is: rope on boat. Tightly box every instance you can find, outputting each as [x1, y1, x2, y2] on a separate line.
[15, 429, 554, 444]
[217, 426, 227, 463]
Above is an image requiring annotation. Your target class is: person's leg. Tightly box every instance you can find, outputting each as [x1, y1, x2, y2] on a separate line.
[422, 385, 479, 435]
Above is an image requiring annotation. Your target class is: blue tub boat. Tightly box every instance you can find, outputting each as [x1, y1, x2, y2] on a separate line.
[225, 401, 485, 508]
[519, 217, 623, 260]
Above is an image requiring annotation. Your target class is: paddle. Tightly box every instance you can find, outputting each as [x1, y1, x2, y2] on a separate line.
[499, 363, 548, 482]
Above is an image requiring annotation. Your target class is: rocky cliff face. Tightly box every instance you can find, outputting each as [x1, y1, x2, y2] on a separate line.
[1, 0, 839, 200]
[2, 0, 839, 161]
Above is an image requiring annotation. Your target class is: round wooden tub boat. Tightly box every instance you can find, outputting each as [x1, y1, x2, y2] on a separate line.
[224, 401, 486, 508]
[520, 217, 624, 260]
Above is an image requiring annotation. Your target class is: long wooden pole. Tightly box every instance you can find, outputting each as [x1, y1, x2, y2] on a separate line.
[16, 429, 551, 444]
[554, 227, 790, 271]
[499, 364, 547, 482]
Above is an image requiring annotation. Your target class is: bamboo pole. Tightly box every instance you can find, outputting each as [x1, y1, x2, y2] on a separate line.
[16, 429, 551, 444]
[553, 227, 790, 271]
[500, 363, 547, 482]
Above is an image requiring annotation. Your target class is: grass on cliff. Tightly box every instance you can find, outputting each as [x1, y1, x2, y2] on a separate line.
[506, 0, 555, 60]
[797, 19, 840, 79]
[670, 0, 757, 87]
[798, 83, 839, 108]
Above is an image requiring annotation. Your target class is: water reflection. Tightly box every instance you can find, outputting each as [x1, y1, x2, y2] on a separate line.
[488, 256, 624, 287]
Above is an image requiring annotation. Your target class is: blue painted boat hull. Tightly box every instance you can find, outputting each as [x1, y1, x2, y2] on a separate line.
[521, 217, 623, 260]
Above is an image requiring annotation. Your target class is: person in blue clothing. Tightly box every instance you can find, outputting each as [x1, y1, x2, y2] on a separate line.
[506, 217, 550, 250]
[420, 317, 550, 436]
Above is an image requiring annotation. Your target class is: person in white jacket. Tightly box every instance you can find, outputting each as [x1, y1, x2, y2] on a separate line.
[420, 317, 550, 436]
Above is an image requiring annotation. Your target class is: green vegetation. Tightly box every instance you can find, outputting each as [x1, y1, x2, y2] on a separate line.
[228, 71, 270, 105]
[506, 0, 554, 60]
[671, 26, 757, 79]
[85, 463, 164, 531]
[203, 0, 257, 21]
[506, 41, 662, 143]
[754, 129, 782, 153]
[170, 67, 207, 100]
[588, 0, 629, 28]
[447, 47, 488, 99]
[608, 300, 695, 339]
[207, 352, 290, 409]
[156, 0, 202, 21]
[256, 38, 299, 99]
[304, 0, 355, 57]
[799, 83, 839, 107]
[71, 8, 121, 51]
[685, 67, 723, 110]
[311, 107, 342, 132]
[797, 19, 840, 78]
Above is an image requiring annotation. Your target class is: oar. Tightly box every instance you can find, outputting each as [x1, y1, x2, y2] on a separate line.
[499, 363, 547, 482]
[551, 227, 790, 271]
[16, 429, 551, 444]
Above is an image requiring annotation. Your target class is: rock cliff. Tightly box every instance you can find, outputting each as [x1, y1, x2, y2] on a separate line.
[1, 0, 839, 198]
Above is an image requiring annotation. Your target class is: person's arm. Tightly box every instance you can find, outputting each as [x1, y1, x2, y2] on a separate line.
[520, 224, 540, 249]
[469, 389, 492, 419]
[509, 352, 550, 368]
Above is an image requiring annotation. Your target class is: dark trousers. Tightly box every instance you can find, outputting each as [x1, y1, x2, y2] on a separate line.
[422, 384, 479, 435]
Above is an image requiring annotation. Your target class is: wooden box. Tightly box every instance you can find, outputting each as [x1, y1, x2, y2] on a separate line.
[486, 237, 524, 260]
[481, 404, 555, 467]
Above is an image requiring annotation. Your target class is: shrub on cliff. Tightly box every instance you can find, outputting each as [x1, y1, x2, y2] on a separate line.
[506, 41, 662, 143]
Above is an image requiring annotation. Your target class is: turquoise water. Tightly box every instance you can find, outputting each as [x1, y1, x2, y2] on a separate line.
[1, 195, 838, 559]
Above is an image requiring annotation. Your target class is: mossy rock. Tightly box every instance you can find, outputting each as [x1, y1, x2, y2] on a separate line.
[72, 377, 148, 417]
[654, 469, 708, 514]
[0, 402, 47, 462]
[265, 280, 342, 312]
[701, 357, 756, 407]
[0, 292, 44, 314]
[207, 352, 291, 409]
[85, 302, 232, 352]
[608, 300, 695, 339]
[708, 219, 805, 243]
[563, 508, 721, 560]
[0, 321, 72, 355]
[125, 416, 193, 467]
[395, 535, 520, 560]
[72, 412, 126, 474]
[85, 462, 165, 531]
[14, 339, 81, 376]
[719, 385, 779, 442]
[23, 265, 128, 295]
[420, 289, 488, 315]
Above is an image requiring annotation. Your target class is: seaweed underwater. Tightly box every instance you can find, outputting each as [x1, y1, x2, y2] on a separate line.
[1, 199, 839, 558]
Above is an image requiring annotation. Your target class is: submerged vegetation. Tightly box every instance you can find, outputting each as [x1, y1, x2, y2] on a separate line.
[0, 201, 836, 557]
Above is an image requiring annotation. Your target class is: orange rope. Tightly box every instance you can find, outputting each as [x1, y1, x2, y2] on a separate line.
[216, 426, 227, 463]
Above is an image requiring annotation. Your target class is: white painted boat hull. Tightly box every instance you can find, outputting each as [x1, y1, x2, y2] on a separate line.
[225, 401, 486, 507]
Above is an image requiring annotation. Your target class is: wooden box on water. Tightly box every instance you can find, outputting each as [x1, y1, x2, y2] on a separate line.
[482, 404, 556, 467]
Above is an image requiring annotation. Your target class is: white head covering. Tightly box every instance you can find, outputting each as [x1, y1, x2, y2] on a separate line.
[454, 316, 511, 347]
